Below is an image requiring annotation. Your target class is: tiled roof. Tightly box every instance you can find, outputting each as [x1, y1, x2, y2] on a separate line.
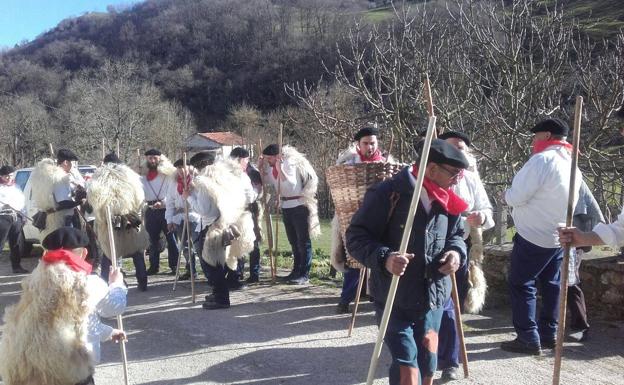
[197, 131, 244, 146]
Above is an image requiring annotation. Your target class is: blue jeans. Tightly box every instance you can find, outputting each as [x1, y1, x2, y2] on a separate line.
[145, 208, 179, 270]
[339, 267, 361, 305]
[508, 234, 563, 345]
[281, 205, 312, 278]
[376, 304, 444, 384]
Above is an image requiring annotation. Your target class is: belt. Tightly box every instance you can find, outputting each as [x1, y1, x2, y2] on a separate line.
[280, 196, 302, 201]
[146, 200, 161, 205]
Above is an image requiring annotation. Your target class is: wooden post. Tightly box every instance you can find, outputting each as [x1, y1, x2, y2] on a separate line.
[104, 206, 130, 385]
[365, 116, 437, 385]
[274, 124, 283, 258]
[552, 96, 583, 385]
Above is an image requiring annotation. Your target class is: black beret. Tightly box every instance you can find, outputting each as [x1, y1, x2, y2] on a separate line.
[144, 148, 162, 156]
[530, 118, 569, 136]
[262, 144, 279, 156]
[353, 126, 379, 142]
[173, 158, 188, 167]
[189, 151, 215, 167]
[230, 147, 250, 159]
[425, 139, 469, 169]
[42, 227, 90, 250]
[438, 131, 471, 147]
[0, 165, 16, 176]
[57, 149, 79, 162]
[103, 152, 121, 164]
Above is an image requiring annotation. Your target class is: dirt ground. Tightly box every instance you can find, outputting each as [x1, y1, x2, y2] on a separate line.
[1, 255, 623, 385]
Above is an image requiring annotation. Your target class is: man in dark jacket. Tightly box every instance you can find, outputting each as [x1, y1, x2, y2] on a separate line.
[346, 139, 468, 385]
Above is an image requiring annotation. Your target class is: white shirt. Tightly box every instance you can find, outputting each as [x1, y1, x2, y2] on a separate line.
[593, 208, 624, 247]
[264, 159, 304, 209]
[453, 168, 494, 238]
[85, 274, 127, 363]
[187, 181, 220, 231]
[241, 172, 258, 205]
[0, 183, 25, 212]
[505, 145, 582, 248]
[164, 179, 201, 225]
[141, 173, 172, 203]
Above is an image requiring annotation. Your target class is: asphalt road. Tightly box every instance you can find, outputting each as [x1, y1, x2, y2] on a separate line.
[1, 255, 623, 385]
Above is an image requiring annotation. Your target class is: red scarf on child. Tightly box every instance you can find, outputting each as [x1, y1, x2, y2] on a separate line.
[532, 139, 573, 155]
[411, 166, 468, 216]
[357, 147, 385, 163]
[42, 249, 92, 274]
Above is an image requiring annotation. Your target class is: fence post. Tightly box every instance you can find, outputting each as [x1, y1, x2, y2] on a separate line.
[494, 201, 507, 245]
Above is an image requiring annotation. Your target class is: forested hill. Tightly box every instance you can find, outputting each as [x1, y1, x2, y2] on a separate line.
[0, 0, 370, 127]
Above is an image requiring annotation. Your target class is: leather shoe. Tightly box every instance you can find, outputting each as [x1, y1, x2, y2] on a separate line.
[289, 276, 309, 285]
[202, 301, 230, 310]
[137, 279, 148, 292]
[246, 276, 259, 284]
[146, 266, 159, 276]
[179, 271, 191, 281]
[278, 271, 297, 282]
[440, 367, 461, 381]
[567, 329, 589, 342]
[541, 339, 556, 349]
[12, 266, 29, 274]
[336, 303, 350, 314]
[500, 338, 541, 356]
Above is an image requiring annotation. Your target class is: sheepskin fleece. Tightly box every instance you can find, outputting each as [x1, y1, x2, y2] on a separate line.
[87, 163, 148, 258]
[0, 262, 93, 385]
[30, 159, 74, 240]
[196, 159, 255, 270]
[140, 155, 176, 177]
[281, 146, 321, 239]
[464, 226, 487, 314]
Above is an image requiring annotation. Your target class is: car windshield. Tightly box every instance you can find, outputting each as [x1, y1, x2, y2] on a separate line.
[14, 171, 31, 191]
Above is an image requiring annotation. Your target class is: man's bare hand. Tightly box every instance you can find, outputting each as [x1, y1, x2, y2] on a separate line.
[557, 226, 603, 247]
[466, 211, 485, 227]
[152, 201, 163, 209]
[109, 268, 124, 286]
[385, 252, 414, 276]
[111, 329, 127, 343]
[438, 250, 460, 275]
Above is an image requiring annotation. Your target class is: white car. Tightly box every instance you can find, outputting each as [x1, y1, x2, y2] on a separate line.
[14, 165, 96, 251]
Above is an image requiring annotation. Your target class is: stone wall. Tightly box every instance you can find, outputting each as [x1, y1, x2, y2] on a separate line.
[482, 244, 624, 320]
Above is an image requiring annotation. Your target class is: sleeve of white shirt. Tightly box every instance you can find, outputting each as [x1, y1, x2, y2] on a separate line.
[471, 172, 495, 230]
[593, 208, 624, 247]
[279, 160, 299, 188]
[53, 180, 73, 203]
[505, 155, 546, 208]
[164, 182, 176, 224]
[97, 283, 128, 318]
[241, 174, 257, 204]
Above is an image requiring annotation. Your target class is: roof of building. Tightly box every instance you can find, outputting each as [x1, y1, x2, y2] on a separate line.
[196, 131, 244, 146]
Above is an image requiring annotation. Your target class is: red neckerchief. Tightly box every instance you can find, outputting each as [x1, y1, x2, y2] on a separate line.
[176, 173, 192, 195]
[532, 139, 573, 154]
[42, 249, 92, 274]
[411, 166, 468, 216]
[356, 147, 385, 163]
[272, 164, 279, 179]
[146, 169, 158, 181]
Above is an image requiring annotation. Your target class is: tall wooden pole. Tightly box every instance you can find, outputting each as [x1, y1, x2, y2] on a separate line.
[105, 206, 130, 385]
[552, 96, 583, 385]
[365, 116, 437, 385]
[274, 124, 283, 258]
[182, 153, 196, 303]
[49, 143, 55, 158]
[258, 139, 276, 280]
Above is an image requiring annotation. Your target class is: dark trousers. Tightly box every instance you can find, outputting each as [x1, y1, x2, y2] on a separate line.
[438, 239, 470, 369]
[0, 215, 24, 270]
[282, 205, 312, 278]
[75, 375, 95, 385]
[194, 227, 211, 281]
[145, 208, 179, 270]
[209, 263, 230, 305]
[339, 267, 361, 305]
[101, 251, 147, 286]
[567, 284, 590, 331]
[508, 234, 563, 345]
[248, 240, 261, 279]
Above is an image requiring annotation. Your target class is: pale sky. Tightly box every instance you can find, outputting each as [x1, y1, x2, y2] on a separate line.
[0, 0, 140, 49]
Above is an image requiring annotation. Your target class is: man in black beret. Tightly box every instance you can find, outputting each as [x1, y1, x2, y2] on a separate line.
[501, 118, 582, 356]
[0, 165, 27, 273]
[103, 152, 122, 164]
[346, 139, 468, 385]
[189, 151, 215, 170]
[230, 147, 263, 284]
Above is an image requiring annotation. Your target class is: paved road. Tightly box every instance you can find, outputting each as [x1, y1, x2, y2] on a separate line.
[1, 255, 623, 385]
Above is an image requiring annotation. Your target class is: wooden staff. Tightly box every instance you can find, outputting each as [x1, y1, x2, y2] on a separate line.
[425, 74, 469, 378]
[365, 116, 437, 385]
[348, 266, 367, 337]
[48, 143, 55, 158]
[274, 124, 283, 257]
[172, 220, 187, 292]
[136, 148, 141, 172]
[102, 138, 106, 160]
[182, 153, 196, 303]
[116, 138, 120, 157]
[258, 139, 276, 280]
[104, 205, 130, 385]
[552, 96, 583, 385]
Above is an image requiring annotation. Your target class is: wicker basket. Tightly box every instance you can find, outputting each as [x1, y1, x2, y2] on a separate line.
[326, 162, 404, 269]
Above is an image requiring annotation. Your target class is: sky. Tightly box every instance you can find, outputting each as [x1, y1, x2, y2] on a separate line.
[0, 0, 140, 48]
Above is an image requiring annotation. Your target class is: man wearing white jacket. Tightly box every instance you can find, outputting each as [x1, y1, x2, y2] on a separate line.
[501, 118, 582, 356]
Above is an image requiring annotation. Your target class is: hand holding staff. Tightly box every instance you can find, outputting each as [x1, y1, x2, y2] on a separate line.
[552, 96, 583, 385]
[105, 205, 130, 385]
[365, 115, 437, 385]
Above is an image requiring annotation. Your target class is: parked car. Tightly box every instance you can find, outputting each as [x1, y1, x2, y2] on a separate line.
[15, 165, 97, 251]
